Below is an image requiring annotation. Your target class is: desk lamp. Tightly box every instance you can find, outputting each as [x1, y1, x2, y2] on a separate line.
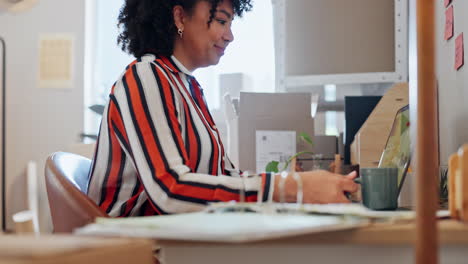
[0, 0, 37, 231]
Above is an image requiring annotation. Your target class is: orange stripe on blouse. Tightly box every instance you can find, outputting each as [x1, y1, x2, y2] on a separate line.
[109, 101, 129, 147]
[126, 65, 225, 200]
[126, 67, 167, 176]
[161, 68, 200, 171]
[176, 75, 220, 175]
[100, 120, 123, 212]
[154, 65, 189, 163]
[121, 184, 145, 217]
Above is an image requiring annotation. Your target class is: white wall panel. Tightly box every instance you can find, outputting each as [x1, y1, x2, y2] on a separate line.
[0, 0, 85, 231]
[436, 0, 468, 165]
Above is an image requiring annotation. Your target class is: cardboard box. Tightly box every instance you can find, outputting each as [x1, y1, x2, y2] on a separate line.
[294, 135, 337, 171]
[238, 92, 314, 172]
[0, 235, 154, 264]
[312, 135, 337, 159]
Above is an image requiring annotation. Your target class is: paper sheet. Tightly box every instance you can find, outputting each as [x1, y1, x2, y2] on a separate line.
[76, 212, 367, 243]
[206, 202, 450, 220]
[445, 6, 454, 40]
[255, 130, 296, 172]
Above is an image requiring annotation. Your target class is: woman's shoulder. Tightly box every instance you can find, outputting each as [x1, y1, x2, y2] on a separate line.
[116, 54, 166, 79]
[113, 54, 183, 92]
[111, 54, 183, 94]
[126, 54, 178, 75]
[126, 54, 158, 69]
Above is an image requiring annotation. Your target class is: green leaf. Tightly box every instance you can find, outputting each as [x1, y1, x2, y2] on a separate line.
[299, 132, 314, 147]
[265, 161, 279, 173]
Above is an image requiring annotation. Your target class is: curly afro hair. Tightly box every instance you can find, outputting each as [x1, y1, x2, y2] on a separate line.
[117, 0, 253, 58]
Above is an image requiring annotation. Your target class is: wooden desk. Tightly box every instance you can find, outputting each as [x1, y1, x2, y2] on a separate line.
[0, 235, 154, 264]
[158, 220, 468, 264]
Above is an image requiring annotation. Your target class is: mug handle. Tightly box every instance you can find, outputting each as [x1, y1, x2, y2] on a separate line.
[344, 178, 361, 201]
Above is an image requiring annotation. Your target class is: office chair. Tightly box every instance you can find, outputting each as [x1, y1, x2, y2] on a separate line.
[45, 151, 108, 233]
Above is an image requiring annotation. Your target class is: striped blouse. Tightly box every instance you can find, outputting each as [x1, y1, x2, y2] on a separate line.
[87, 54, 274, 217]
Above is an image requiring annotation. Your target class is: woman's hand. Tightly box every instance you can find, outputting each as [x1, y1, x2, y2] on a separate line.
[273, 170, 359, 204]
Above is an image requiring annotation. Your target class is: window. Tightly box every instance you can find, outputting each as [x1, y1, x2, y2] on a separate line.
[84, 0, 133, 138]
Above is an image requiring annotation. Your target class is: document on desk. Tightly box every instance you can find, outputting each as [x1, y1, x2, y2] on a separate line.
[256, 130, 296, 172]
[76, 212, 368, 243]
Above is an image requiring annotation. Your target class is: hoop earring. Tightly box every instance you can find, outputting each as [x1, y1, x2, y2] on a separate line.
[177, 28, 184, 38]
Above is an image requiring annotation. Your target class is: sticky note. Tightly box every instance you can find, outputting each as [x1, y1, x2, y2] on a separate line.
[455, 33, 464, 70]
[445, 0, 452, 7]
[445, 6, 454, 40]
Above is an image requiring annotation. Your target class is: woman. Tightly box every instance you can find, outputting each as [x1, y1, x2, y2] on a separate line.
[87, 0, 358, 217]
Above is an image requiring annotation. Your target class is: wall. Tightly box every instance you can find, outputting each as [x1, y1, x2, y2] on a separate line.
[0, 0, 85, 231]
[436, 0, 468, 165]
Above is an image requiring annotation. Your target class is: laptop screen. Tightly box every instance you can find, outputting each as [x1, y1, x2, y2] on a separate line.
[378, 105, 411, 194]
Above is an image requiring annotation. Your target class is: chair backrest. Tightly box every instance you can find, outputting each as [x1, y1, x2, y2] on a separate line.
[45, 152, 108, 233]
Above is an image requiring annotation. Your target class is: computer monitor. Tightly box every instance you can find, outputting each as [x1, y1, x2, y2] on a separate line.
[378, 105, 411, 194]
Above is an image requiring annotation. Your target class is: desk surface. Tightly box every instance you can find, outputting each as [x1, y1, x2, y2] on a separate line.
[158, 219, 468, 264]
[0, 235, 154, 264]
[160, 219, 468, 246]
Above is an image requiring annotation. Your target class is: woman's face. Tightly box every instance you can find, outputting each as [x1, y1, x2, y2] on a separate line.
[174, 0, 234, 71]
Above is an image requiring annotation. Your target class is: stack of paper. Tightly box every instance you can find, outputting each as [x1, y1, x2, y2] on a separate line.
[76, 212, 368, 243]
[206, 202, 450, 220]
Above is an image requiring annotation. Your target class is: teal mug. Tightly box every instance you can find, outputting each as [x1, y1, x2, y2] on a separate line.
[356, 168, 399, 210]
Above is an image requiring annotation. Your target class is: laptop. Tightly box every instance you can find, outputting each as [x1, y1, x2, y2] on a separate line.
[378, 105, 411, 196]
